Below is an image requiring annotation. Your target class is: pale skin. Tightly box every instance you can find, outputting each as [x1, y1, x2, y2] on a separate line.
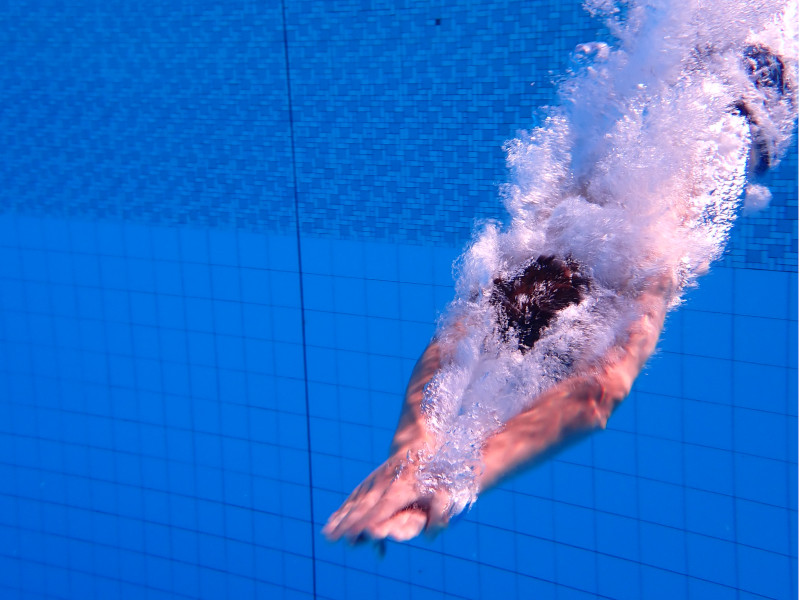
[323, 275, 673, 543]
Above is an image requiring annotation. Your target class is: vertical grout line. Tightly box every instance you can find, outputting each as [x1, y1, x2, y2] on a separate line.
[731, 267, 741, 598]
[280, 2, 318, 598]
[176, 228, 203, 596]
[206, 228, 232, 590]
[150, 227, 177, 596]
[678, 299, 691, 599]
[786, 270, 795, 598]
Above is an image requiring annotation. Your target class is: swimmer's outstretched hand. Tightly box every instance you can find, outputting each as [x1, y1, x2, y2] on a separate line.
[322, 447, 454, 543]
[323, 342, 455, 543]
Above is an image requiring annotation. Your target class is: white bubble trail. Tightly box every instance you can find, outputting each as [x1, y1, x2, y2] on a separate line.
[418, 0, 798, 513]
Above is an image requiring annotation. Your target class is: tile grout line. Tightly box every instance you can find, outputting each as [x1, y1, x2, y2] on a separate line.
[280, 2, 318, 598]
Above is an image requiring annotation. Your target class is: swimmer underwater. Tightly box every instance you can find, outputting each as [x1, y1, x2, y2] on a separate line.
[324, 0, 798, 544]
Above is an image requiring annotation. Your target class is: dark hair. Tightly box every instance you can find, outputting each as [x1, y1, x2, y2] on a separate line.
[491, 256, 589, 353]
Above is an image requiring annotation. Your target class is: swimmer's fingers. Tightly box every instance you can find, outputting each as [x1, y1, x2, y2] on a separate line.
[424, 487, 454, 533]
[323, 468, 389, 539]
[366, 487, 454, 541]
[341, 478, 420, 541]
[324, 484, 388, 541]
[368, 508, 428, 542]
[323, 483, 370, 537]
[325, 459, 414, 541]
[323, 501, 357, 540]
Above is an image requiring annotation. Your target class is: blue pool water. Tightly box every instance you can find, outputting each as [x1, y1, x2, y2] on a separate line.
[0, 2, 797, 599]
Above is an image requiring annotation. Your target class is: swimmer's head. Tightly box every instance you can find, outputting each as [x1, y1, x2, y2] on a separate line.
[491, 256, 590, 353]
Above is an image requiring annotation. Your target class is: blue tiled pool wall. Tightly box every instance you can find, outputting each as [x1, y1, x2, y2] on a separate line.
[0, 2, 796, 600]
[0, 217, 796, 600]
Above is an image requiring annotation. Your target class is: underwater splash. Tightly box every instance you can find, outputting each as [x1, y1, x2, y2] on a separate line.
[418, 0, 798, 513]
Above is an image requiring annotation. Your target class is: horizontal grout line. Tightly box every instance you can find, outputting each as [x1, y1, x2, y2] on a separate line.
[0, 339, 794, 398]
[5, 418, 794, 525]
[0, 301, 440, 334]
[1, 375, 796, 461]
[311, 448, 798, 512]
[0, 487, 788, 600]
[0, 372, 795, 459]
[0, 466, 315, 545]
[310, 544, 783, 600]
[0, 531, 314, 598]
[0, 245, 461, 287]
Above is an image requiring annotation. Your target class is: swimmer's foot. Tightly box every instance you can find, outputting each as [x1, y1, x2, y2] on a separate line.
[734, 44, 793, 174]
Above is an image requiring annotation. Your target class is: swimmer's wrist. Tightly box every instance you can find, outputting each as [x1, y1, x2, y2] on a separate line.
[389, 426, 436, 457]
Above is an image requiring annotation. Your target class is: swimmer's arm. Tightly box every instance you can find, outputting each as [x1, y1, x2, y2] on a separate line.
[391, 320, 470, 452]
[389, 340, 441, 454]
[478, 280, 670, 490]
[323, 339, 448, 543]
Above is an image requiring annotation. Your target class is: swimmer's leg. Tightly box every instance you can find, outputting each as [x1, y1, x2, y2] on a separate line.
[734, 45, 793, 174]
